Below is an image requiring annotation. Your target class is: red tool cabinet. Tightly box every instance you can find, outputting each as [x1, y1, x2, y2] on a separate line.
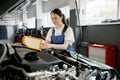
[88, 43, 116, 68]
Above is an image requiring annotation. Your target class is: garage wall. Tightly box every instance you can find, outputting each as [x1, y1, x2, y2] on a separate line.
[82, 24, 120, 69]
[0, 25, 17, 41]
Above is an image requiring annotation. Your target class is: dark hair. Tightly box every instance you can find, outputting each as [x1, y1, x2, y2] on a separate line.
[50, 8, 68, 33]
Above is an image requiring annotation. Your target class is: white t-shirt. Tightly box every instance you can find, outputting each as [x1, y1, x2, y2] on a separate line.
[46, 25, 75, 45]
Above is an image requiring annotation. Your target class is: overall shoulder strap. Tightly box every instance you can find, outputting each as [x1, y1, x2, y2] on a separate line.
[52, 27, 55, 35]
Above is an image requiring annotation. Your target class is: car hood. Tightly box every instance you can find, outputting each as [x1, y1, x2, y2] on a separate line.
[0, 0, 25, 18]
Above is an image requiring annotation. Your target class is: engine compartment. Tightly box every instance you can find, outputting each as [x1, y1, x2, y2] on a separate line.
[0, 42, 120, 80]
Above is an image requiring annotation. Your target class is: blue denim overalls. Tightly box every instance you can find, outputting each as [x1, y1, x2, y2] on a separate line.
[51, 27, 74, 51]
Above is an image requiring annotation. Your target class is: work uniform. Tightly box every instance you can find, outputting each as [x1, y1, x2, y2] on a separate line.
[46, 25, 75, 51]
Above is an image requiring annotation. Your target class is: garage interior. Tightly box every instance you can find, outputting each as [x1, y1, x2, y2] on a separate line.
[0, 0, 120, 79]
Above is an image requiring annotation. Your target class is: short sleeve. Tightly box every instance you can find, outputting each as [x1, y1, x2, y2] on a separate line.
[45, 28, 52, 42]
[64, 27, 75, 43]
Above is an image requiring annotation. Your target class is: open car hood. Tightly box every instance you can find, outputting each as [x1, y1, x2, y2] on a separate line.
[0, 0, 25, 18]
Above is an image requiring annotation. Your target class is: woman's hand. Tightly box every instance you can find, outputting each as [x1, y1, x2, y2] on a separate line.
[41, 42, 52, 49]
[41, 40, 70, 50]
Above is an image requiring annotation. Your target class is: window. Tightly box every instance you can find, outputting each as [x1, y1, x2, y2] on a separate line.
[26, 17, 35, 28]
[80, 0, 117, 25]
[42, 12, 54, 27]
[61, 6, 70, 19]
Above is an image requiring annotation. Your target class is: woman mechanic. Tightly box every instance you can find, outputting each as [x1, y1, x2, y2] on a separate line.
[41, 8, 75, 51]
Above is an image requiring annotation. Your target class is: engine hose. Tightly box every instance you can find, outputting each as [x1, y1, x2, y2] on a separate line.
[0, 41, 7, 64]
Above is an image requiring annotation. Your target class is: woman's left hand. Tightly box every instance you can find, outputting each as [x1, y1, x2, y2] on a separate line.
[41, 42, 52, 49]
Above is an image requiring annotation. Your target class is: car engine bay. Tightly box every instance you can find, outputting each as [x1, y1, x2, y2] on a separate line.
[0, 41, 120, 80]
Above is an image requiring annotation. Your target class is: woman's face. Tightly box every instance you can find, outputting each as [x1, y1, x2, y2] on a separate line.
[50, 12, 63, 26]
